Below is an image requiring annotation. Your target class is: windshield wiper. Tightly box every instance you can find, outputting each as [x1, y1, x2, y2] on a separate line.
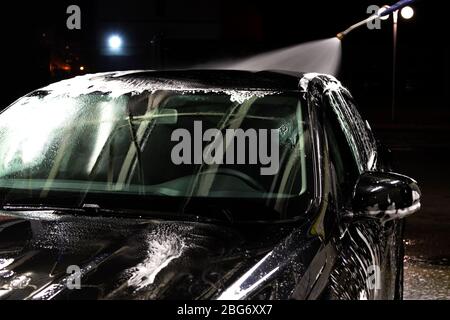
[127, 110, 146, 195]
[2, 203, 124, 217]
[1, 202, 227, 225]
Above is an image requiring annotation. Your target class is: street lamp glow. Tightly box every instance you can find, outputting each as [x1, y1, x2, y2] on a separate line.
[400, 6, 414, 19]
[108, 35, 123, 51]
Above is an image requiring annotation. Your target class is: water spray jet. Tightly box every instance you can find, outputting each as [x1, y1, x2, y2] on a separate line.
[204, 38, 342, 76]
[202, 0, 415, 77]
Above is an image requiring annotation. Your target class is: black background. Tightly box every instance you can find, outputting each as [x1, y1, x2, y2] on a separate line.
[0, 0, 448, 299]
[0, 0, 447, 126]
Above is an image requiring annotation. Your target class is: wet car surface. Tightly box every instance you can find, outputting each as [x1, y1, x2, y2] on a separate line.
[0, 70, 422, 299]
[0, 212, 296, 299]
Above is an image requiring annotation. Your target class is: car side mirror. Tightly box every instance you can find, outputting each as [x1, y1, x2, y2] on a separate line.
[349, 172, 421, 222]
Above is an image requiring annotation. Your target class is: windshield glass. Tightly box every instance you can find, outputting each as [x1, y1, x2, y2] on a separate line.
[0, 87, 313, 220]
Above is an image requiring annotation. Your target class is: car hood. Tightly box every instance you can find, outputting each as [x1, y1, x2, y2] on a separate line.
[0, 211, 301, 300]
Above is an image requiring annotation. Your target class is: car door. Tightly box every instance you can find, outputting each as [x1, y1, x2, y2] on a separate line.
[322, 87, 398, 300]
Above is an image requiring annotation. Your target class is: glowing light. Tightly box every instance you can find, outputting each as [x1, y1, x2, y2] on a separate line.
[108, 35, 123, 51]
[401, 6, 414, 20]
[79, 66, 85, 71]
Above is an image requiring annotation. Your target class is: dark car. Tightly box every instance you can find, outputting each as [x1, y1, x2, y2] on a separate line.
[0, 70, 420, 300]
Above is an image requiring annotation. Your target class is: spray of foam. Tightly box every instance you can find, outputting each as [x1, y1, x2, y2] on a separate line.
[38, 71, 277, 104]
[202, 38, 342, 76]
[126, 229, 187, 292]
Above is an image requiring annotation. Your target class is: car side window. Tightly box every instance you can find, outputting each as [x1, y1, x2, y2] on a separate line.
[340, 91, 378, 170]
[324, 89, 377, 172]
[323, 108, 360, 205]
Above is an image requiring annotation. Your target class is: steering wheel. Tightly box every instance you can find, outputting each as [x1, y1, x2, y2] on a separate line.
[196, 168, 266, 192]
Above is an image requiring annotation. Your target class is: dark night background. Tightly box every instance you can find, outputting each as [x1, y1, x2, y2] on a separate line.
[0, 0, 448, 298]
[0, 1, 448, 124]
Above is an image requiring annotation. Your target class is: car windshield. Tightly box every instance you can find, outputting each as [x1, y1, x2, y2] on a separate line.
[0, 87, 313, 220]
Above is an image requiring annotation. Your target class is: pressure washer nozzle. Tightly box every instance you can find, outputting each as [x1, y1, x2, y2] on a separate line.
[336, 0, 416, 40]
